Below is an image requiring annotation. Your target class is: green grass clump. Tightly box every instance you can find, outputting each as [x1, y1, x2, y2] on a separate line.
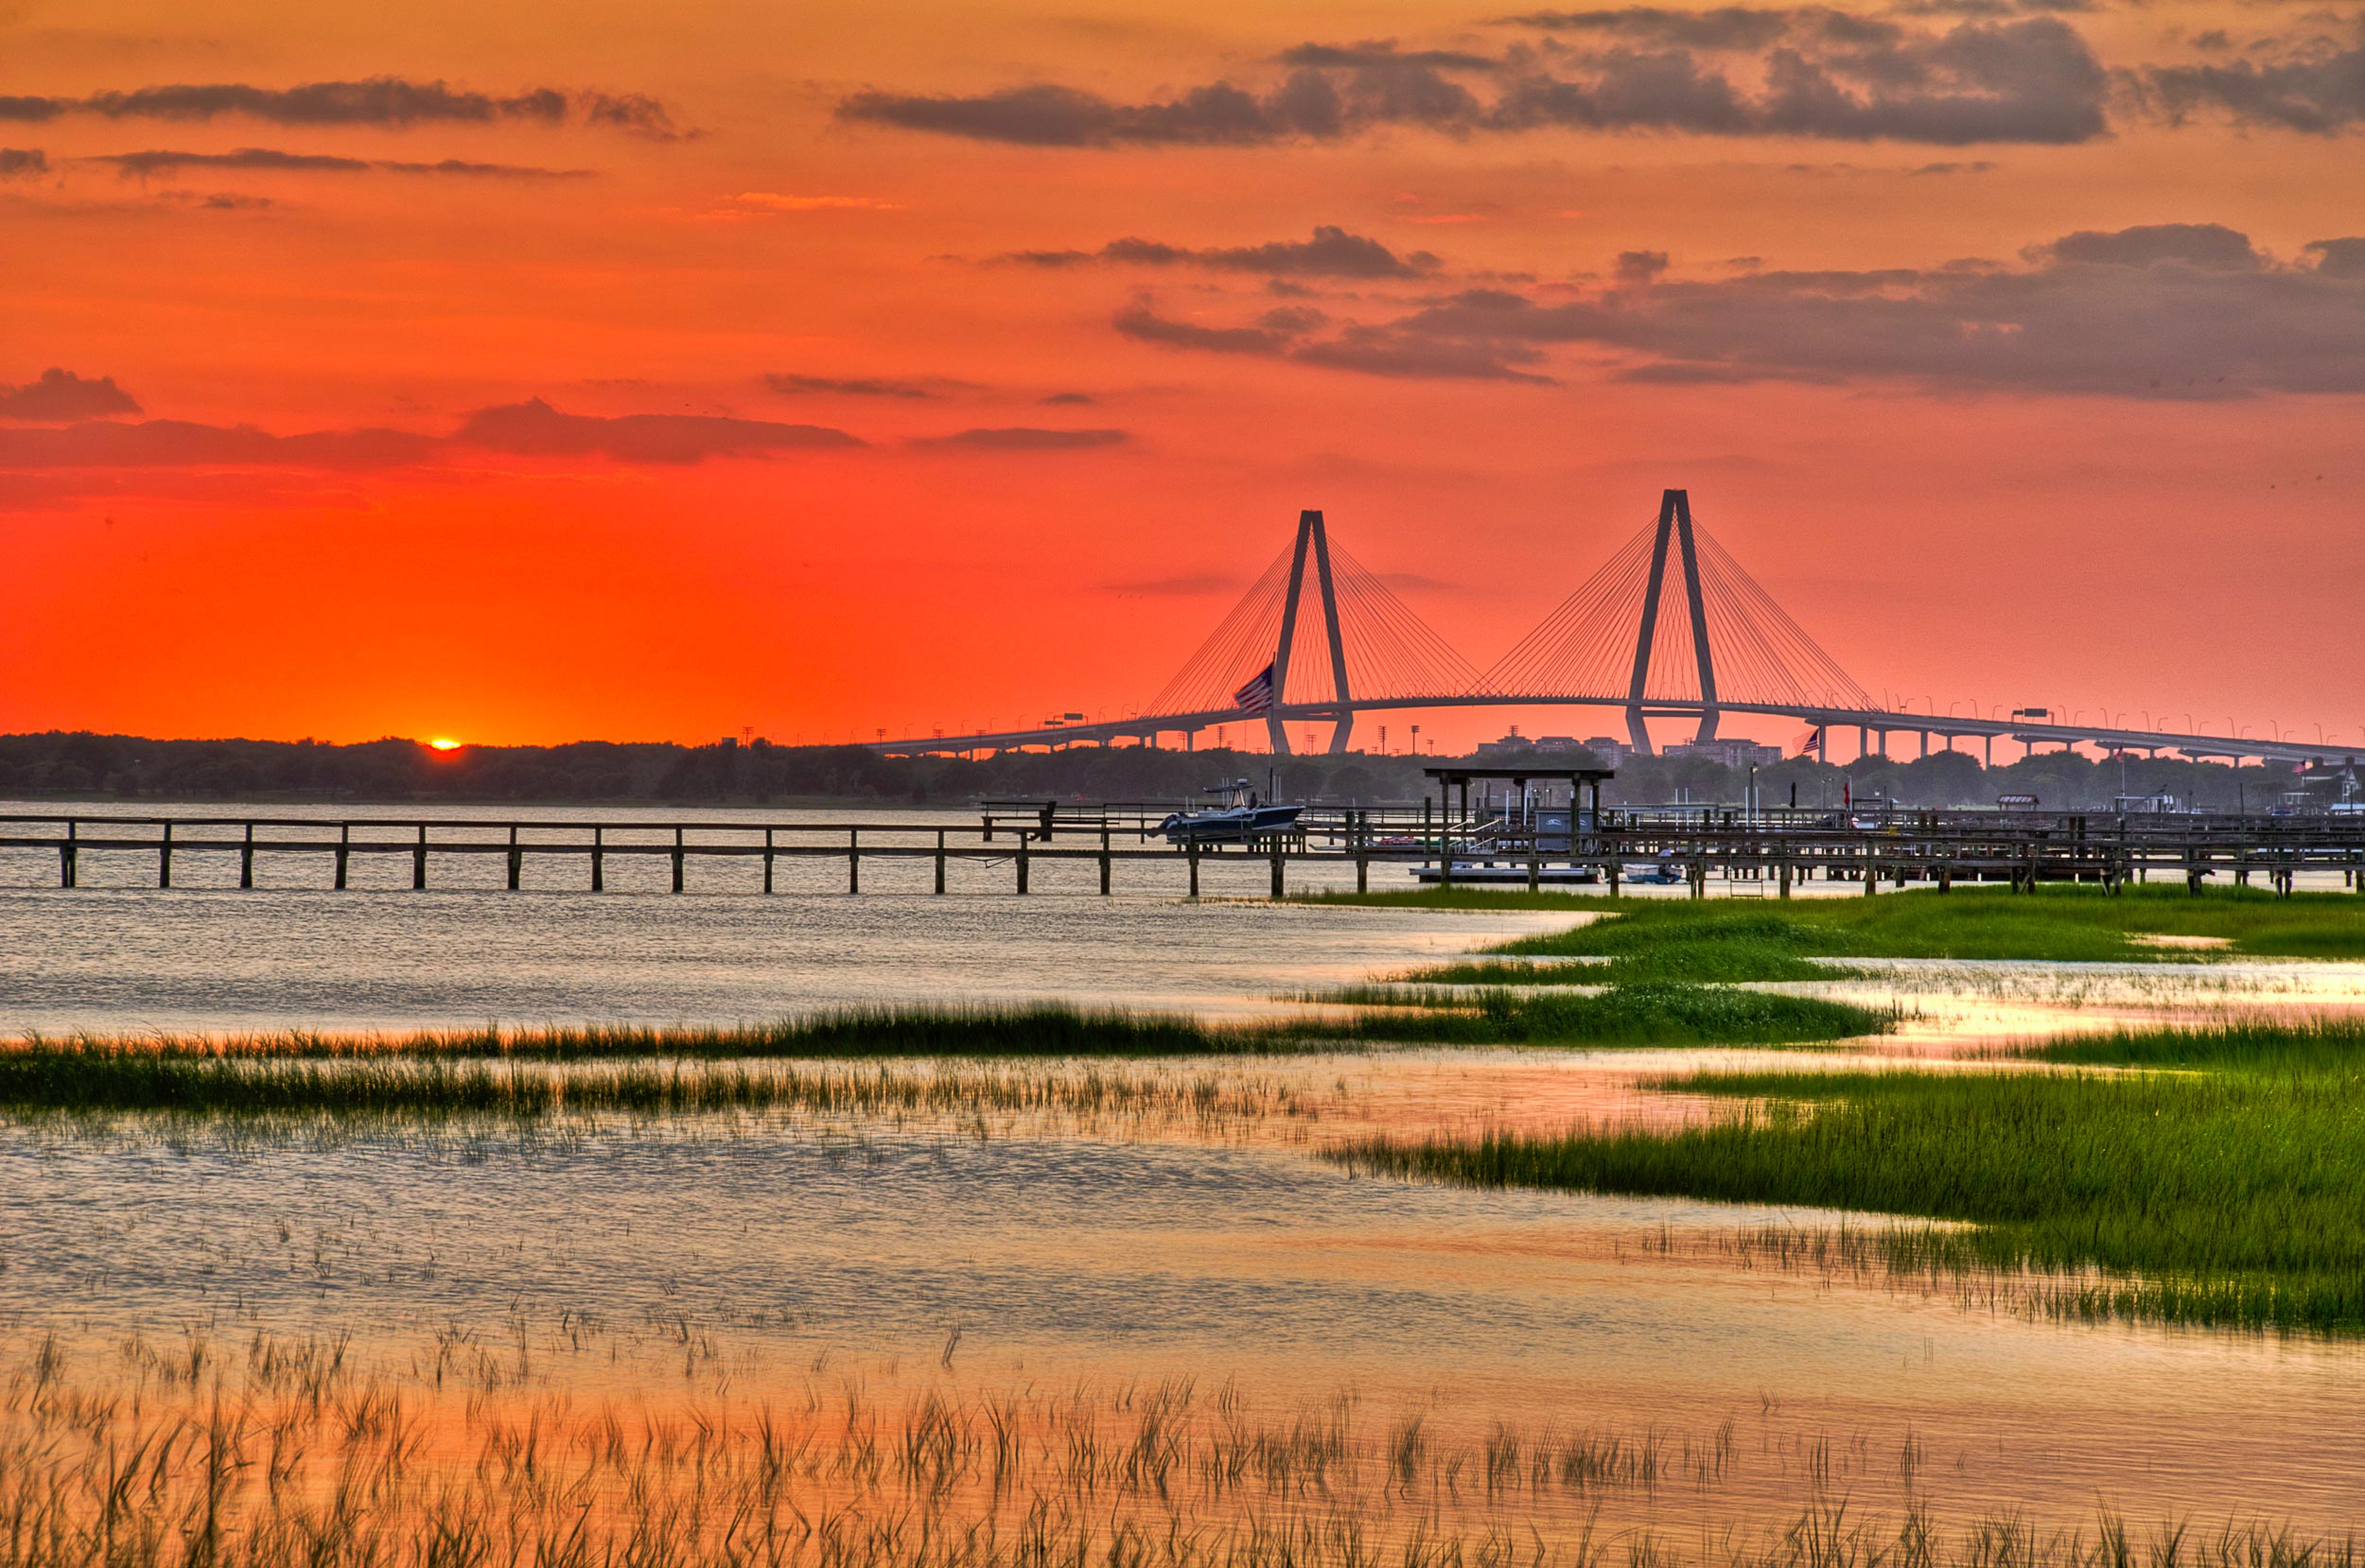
[1306, 984, 1889, 1047]
[1468, 885, 2365, 974]
[1340, 1017, 2365, 1332]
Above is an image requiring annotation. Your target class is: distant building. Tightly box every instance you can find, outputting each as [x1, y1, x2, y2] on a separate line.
[1581, 736, 1626, 765]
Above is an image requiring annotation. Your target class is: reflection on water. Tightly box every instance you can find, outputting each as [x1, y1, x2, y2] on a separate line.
[5, 1110, 2363, 1533]
[7, 800, 2365, 1535]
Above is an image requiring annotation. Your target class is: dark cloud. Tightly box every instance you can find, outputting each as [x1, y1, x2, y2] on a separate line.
[763, 373, 938, 398]
[1379, 222, 2365, 395]
[0, 148, 46, 177]
[0, 419, 434, 469]
[1616, 249, 1671, 283]
[1039, 391, 1096, 405]
[913, 427, 1129, 450]
[0, 78, 681, 134]
[1004, 225, 1437, 279]
[2304, 237, 2365, 278]
[1114, 299, 1552, 382]
[1104, 222, 2365, 397]
[842, 16, 2107, 146]
[577, 92, 684, 139]
[94, 147, 586, 178]
[1113, 301, 1297, 355]
[2129, 27, 2365, 132]
[0, 369, 142, 423]
[0, 396, 867, 484]
[1293, 326, 1555, 382]
[456, 399, 863, 463]
[2039, 222, 2261, 269]
[1497, 9, 1813, 50]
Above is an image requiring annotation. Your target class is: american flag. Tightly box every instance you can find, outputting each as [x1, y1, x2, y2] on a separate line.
[1793, 726, 1824, 758]
[1234, 662, 1276, 714]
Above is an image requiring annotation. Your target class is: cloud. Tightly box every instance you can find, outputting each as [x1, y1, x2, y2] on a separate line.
[1101, 222, 2365, 398]
[1039, 391, 1096, 405]
[93, 147, 586, 178]
[1616, 249, 1670, 283]
[0, 78, 683, 134]
[2305, 237, 2365, 278]
[0, 396, 869, 487]
[1114, 299, 1552, 382]
[837, 79, 1347, 147]
[1114, 301, 1297, 355]
[455, 399, 864, 463]
[1003, 224, 1438, 279]
[912, 427, 1129, 451]
[763, 373, 938, 398]
[0, 419, 434, 469]
[0, 369, 143, 423]
[839, 15, 2109, 147]
[1375, 222, 2365, 395]
[2129, 27, 2365, 132]
[0, 148, 45, 178]
[2038, 221, 2261, 269]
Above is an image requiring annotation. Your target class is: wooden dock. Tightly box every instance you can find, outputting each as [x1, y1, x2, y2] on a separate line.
[4, 808, 2362, 898]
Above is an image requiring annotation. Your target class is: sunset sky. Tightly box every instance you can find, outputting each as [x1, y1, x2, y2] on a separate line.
[5, 0, 2360, 752]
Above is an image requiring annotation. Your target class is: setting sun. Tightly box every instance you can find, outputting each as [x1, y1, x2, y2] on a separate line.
[428, 738, 463, 752]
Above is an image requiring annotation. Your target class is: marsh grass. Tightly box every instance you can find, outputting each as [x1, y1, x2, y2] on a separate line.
[2, 1333, 2353, 1568]
[1336, 1017, 2365, 1332]
[1314, 886, 2365, 976]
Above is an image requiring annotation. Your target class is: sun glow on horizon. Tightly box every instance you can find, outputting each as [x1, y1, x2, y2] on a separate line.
[429, 738, 464, 752]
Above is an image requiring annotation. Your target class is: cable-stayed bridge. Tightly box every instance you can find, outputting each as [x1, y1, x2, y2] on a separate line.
[877, 491, 2356, 768]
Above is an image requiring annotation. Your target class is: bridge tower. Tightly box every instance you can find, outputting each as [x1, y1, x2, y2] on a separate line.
[1269, 509, 1355, 757]
[1624, 488, 1720, 758]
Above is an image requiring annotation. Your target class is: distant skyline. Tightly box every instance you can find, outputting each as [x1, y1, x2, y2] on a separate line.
[5, 0, 2361, 752]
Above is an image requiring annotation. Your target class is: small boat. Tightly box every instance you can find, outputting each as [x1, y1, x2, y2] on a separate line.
[1158, 780, 1303, 845]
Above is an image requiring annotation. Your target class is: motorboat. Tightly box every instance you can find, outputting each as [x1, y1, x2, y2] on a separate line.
[1157, 780, 1303, 845]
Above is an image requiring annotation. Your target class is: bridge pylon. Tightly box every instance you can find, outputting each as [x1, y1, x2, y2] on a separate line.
[1269, 509, 1355, 757]
[1624, 488, 1719, 758]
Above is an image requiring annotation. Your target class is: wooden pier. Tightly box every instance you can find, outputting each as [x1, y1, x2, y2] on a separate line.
[4, 808, 2363, 898]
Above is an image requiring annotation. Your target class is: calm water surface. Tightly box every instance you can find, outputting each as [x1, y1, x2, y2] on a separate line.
[4, 798, 2362, 1534]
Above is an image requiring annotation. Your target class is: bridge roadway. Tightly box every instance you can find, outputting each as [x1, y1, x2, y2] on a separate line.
[875, 697, 2359, 768]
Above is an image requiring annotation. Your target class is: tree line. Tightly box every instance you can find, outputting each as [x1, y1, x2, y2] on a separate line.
[0, 730, 2323, 812]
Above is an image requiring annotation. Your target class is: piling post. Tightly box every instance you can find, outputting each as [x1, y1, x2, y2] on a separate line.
[934, 829, 947, 895]
[1017, 838, 1030, 895]
[334, 823, 348, 890]
[673, 828, 685, 894]
[1778, 857, 1791, 899]
[1187, 840, 1200, 898]
[161, 821, 174, 889]
[1356, 851, 1369, 895]
[1937, 862, 1953, 895]
[1270, 845, 1285, 899]
[1864, 855, 1878, 897]
[240, 823, 254, 889]
[591, 827, 604, 893]
[1607, 860, 1620, 898]
[1100, 828, 1112, 896]
[413, 825, 428, 890]
[1528, 855, 1540, 894]
[764, 828, 776, 894]
[61, 820, 79, 888]
[507, 825, 521, 892]
[848, 828, 860, 896]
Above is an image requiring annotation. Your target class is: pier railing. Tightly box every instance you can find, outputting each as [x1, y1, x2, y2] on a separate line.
[5, 809, 2363, 898]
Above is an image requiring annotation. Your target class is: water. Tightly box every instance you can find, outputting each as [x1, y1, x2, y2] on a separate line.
[6, 797, 2365, 1536]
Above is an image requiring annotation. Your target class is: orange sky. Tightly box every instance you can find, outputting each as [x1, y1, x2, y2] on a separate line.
[4, 0, 2361, 752]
